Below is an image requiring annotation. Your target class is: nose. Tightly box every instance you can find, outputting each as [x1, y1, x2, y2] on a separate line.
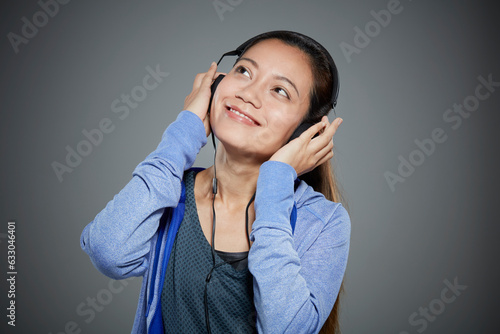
[235, 81, 262, 109]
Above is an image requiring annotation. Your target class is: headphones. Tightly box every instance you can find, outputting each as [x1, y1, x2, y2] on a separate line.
[203, 31, 339, 333]
[209, 30, 339, 142]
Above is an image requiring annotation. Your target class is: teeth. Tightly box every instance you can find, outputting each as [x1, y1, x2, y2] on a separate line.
[229, 107, 256, 124]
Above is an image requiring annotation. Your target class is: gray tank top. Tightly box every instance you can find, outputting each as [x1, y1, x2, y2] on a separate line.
[161, 169, 257, 333]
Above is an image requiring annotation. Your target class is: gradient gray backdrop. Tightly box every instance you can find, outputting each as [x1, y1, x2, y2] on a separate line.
[1, 0, 499, 333]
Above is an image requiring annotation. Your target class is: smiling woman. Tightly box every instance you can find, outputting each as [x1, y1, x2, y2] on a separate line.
[210, 39, 314, 161]
[80, 30, 351, 334]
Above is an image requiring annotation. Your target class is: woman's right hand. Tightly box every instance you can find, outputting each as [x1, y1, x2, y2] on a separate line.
[183, 62, 224, 137]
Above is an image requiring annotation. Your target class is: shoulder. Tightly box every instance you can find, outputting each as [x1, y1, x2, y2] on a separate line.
[294, 179, 350, 226]
[293, 182, 351, 255]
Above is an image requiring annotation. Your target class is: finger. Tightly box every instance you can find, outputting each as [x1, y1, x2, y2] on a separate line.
[314, 138, 334, 160]
[301, 121, 327, 140]
[316, 149, 334, 166]
[305, 119, 332, 151]
[207, 61, 218, 77]
[192, 72, 205, 90]
[192, 63, 218, 90]
[315, 140, 335, 163]
[308, 118, 337, 152]
[312, 117, 342, 149]
[325, 117, 343, 137]
[200, 62, 218, 88]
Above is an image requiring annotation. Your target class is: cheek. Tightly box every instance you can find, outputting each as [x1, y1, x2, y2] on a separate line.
[211, 78, 234, 113]
[267, 105, 303, 136]
[267, 113, 294, 136]
[215, 76, 236, 97]
[257, 115, 298, 150]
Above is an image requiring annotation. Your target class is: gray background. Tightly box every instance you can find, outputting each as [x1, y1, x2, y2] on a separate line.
[1, 0, 499, 333]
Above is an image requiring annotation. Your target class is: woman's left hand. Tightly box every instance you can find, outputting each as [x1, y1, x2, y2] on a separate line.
[269, 116, 343, 177]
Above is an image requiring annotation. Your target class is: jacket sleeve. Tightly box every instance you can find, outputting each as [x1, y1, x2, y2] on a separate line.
[249, 161, 351, 334]
[80, 110, 207, 280]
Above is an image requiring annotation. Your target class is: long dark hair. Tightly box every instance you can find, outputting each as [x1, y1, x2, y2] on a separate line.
[238, 31, 347, 334]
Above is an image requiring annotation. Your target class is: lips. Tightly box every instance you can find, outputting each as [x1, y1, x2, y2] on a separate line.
[225, 104, 261, 126]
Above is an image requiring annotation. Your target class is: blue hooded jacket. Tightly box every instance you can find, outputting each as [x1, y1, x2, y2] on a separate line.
[80, 110, 351, 333]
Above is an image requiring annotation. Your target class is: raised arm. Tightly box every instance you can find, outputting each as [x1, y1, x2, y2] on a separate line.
[80, 110, 207, 279]
[249, 161, 350, 333]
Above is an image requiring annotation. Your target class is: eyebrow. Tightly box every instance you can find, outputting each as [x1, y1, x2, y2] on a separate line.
[237, 57, 300, 98]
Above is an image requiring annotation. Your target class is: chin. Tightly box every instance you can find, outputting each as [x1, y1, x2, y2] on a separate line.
[211, 125, 271, 161]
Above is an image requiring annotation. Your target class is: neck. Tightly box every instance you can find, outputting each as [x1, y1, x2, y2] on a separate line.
[199, 143, 263, 210]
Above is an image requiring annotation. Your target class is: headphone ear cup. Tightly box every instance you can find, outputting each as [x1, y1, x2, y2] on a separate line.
[211, 74, 225, 96]
[287, 104, 332, 142]
[287, 121, 318, 143]
[208, 74, 225, 114]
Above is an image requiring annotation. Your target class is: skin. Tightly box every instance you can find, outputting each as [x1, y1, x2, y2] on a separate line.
[183, 39, 343, 252]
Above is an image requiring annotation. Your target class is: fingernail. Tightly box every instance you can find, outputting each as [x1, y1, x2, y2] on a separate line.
[338, 118, 343, 125]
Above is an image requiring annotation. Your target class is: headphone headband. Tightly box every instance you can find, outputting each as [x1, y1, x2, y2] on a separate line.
[216, 31, 339, 109]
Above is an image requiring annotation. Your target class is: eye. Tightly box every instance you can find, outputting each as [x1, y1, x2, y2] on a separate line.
[274, 87, 290, 99]
[235, 65, 250, 78]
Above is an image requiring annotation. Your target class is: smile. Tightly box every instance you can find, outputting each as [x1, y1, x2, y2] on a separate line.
[225, 105, 260, 126]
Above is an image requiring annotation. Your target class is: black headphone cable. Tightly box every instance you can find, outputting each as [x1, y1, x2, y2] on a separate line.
[204, 129, 255, 333]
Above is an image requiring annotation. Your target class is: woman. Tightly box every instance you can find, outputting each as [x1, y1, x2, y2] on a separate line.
[81, 30, 351, 333]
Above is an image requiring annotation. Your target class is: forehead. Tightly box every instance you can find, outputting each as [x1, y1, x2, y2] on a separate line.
[240, 39, 313, 96]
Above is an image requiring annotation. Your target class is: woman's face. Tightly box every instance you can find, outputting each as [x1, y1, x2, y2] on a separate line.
[210, 38, 314, 162]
